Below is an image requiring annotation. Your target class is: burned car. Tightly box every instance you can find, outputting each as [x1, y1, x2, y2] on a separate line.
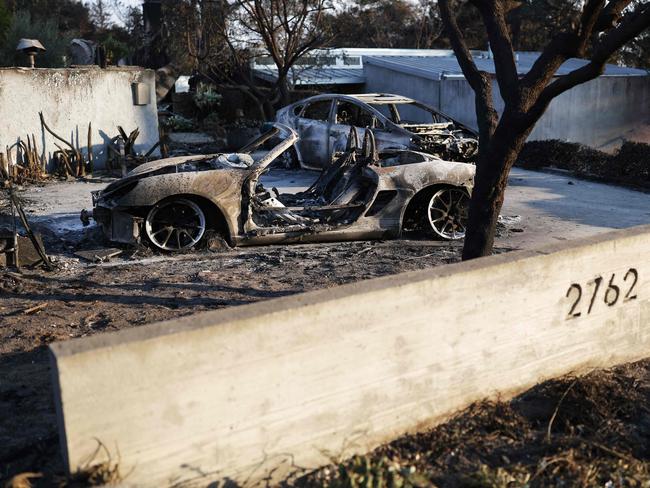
[89, 124, 475, 252]
[276, 93, 479, 169]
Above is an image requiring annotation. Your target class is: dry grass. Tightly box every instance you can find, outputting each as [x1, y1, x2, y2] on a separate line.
[3, 472, 43, 488]
[297, 360, 650, 488]
[63, 440, 122, 487]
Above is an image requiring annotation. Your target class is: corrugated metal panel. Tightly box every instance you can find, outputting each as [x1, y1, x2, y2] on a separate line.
[364, 53, 649, 80]
[254, 52, 647, 86]
[253, 67, 365, 85]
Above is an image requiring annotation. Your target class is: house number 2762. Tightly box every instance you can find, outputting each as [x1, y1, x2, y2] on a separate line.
[566, 269, 639, 319]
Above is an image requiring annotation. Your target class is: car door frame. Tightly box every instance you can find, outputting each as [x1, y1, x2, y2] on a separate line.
[328, 99, 364, 163]
[355, 101, 414, 152]
[331, 98, 412, 156]
[293, 97, 336, 170]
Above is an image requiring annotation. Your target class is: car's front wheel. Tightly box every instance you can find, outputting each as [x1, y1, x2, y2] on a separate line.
[426, 188, 469, 240]
[144, 198, 206, 251]
[277, 146, 299, 169]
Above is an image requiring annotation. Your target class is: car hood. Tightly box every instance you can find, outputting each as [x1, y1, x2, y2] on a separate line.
[128, 154, 220, 176]
[127, 153, 258, 178]
[98, 152, 256, 204]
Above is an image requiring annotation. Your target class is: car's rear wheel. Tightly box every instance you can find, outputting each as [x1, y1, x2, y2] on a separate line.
[145, 198, 206, 251]
[427, 188, 469, 240]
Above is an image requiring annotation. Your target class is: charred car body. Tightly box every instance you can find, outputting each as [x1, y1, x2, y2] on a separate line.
[276, 93, 479, 169]
[89, 124, 475, 252]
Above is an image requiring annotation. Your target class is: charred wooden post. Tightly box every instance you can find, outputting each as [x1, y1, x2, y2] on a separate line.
[0, 153, 7, 178]
[87, 122, 94, 174]
[118, 136, 127, 177]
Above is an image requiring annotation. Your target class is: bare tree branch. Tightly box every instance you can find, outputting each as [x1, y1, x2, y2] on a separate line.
[436, 0, 650, 259]
[439, 0, 499, 145]
[230, 0, 332, 108]
[438, 0, 483, 91]
[529, 2, 650, 120]
[595, 0, 635, 31]
[472, 0, 520, 103]
[519, 0, 638, 105]
[579, 0, 606, 38]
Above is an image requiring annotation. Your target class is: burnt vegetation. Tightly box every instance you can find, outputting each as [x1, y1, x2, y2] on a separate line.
[517, 139, 650, 190]
[159, 0, 334, 120]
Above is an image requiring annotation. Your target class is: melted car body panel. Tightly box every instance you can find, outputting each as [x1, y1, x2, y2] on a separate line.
[90, 124, 475, 250]
[276, 93, 478, 170]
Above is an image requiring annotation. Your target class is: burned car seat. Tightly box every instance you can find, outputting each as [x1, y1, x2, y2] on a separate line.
[293, 127, 378, 207]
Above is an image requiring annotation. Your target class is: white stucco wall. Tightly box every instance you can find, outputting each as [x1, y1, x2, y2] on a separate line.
[364, 62, 650, 149]
[0, 67, 159, 170]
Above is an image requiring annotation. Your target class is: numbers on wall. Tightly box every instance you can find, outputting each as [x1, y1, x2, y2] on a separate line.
[565, 269, 639, 320]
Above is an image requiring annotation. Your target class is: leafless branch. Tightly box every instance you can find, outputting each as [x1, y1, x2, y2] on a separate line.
[471, 0, 520, 103]
[439, 0, 499, 144]
[529, 1, 650, 120]
[439, 0, 483, 91]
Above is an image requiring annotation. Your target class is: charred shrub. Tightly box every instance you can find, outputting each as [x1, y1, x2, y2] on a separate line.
[516, 139, 650, 189]
[516, 140, 610, 173]
[613, 141, 650, 182]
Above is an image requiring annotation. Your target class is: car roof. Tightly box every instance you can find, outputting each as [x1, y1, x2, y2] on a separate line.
[344, 93, 417, 105]
[290, 93, 477, 137]
[296, 93, 416, 106]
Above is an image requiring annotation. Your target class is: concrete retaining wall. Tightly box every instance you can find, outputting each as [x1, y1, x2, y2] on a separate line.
[50, 225, 650, 487]
[364, 62, 650, 148]
[0, 67, 160, 170]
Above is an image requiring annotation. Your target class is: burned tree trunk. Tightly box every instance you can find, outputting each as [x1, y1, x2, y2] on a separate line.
[276, 73, 292, 109]
[463, 110, 534, 258]
[439, 0, 650, 260]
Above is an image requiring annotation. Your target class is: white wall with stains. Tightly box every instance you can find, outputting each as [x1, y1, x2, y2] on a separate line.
[0, 66, 159, 170]
[365, 62, 650, 149]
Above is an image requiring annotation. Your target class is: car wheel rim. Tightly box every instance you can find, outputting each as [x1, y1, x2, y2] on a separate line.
[427, 188, 469, 240]
[145, 199, 206, 251]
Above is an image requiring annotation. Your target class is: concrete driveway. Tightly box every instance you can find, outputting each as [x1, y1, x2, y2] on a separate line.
[501, 168, 650, 249]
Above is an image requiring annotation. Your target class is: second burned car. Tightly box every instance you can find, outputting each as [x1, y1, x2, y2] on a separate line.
[89, 124, 475, 252]
[276, 93, 479, 169]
